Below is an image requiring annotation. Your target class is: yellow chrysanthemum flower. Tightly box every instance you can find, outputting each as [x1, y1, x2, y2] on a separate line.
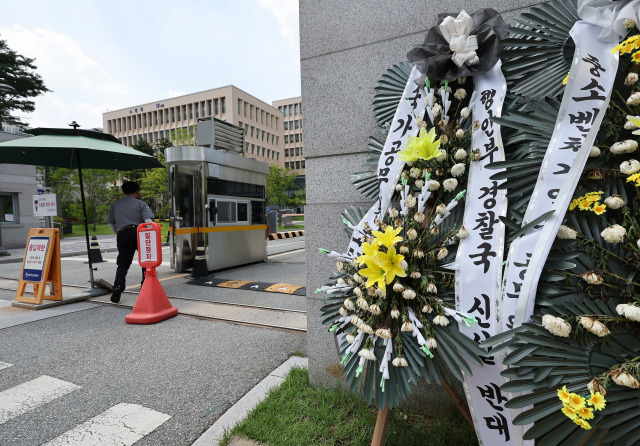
[561, 404, 578, 420]
[569, 199, 579, 211]
[585, 191, 603, 197]
[357, 242, 380, 266]
[593, 203, 607, 215]
[577, 406, 595, 420]
[398, 127, 442, 163]
[563, 72, 570, 85]
[372, 226, 403, 248]
[376, 245, 407, 284]
[613, 35, 640, 54]
[588, 392, 606, 411]
[568, 393, 586, 411]
[627, 115, 640, 135]
[585, 194, 601, 202]
[627, 172, 640, 183]
[632, 52, 640, 64]
[359, 257, 387, 291]
[578, 199, 592, 211]
[573, 417, 592, 430]
[558, 386, 571, 404]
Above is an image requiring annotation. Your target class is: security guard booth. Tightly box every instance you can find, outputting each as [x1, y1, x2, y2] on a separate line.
[166, 118, 269, 273]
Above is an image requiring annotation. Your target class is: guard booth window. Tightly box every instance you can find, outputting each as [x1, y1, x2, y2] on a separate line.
[215, 199, 250, 224]
[177, 173, 194, 227]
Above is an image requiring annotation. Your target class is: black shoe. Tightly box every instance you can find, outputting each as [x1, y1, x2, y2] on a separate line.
[110, 287, 122, 303]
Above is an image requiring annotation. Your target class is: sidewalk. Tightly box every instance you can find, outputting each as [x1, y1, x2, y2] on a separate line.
[0, 234, 119, 264]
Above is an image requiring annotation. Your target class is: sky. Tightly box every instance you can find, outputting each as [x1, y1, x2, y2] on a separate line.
[0, 0, 300, 130]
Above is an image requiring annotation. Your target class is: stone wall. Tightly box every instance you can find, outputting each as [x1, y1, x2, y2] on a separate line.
[301, 0, 546, 412]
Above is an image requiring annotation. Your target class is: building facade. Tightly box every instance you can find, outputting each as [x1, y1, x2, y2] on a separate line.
[103, 86, 285, 167]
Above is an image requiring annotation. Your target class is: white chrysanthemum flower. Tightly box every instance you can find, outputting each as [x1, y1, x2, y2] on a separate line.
[436, 149, 447, 162]
[579, 317, 610, 337]
[393, 283, 404, 293]
[414, 248, 425, 259]
[337, 278, 346, 285]
[625, 120, 639, 130]
[410, 270, 421, 279]
[426, 337, 437, 350]
[451, 163, 466, 177]
[399, 244, 410, 254]
[413, 211, 425, 223]
[348, 279, 355, 287]
[354, 287, 363, 298]
[541, 314, 571, 337]
[626, 72, 639, 86]
[406, 195, 417, 208]
[354, 274, 364, 284]
[460, 107, 470, 119]
[346, 333, 356, 344]
[428, 180, 440, 191]
[351, 315, 363, 328]
[433, 315, 450, 326]
[391, 308, 400, 319]
[621, 159, 640, 175]
[589, 146, 601, 157]
[427, 283, 437, 294]
[611, 140, 638, 154]
[557, 225, 577, 239]
[455, 129, 465, 139]
[392, 356, 408, 367]
[436, 247, 448, 260]
[443, 178, 458, 192]
[358, 348, 376, 361]
[375, 288, 386, 299]
[623, 17, 637, 29]
[336, 261, 344, 272]
[612, 370, 640, 389]
[339, 306, 348, 317]
[399, 260, 408, 270]
[356, 297, 369, 311]
[604, 195, 625, 210]
[601, 224, 627, 243]
[432, 103, 442, 117]
[402, 289, 416, 300]
[415, 179, 424, 189]
[422, 304, 433, 314]
[401, 321, 414, 332]
[458, 225, 469, 239]
[454, 148, 467, 160]
[582, 271, 604, 285]
[617, 304, 640, 322]
[395, 184, 403, 192]
[628, 92, 640, 106]
[344, 298, 355, 311]
[638, 238, 640, 249]
[410, 167, 422, 178]
[454, 88, 467, 100]
[360, 323, 374, 334]
[431, 226, 439, 235]
[389, 208, 399, 219]
[436, 203, 447, 215]
[376, 328, 392, 339]
[369, 304, 381, 315]
[407, 228, 418, 240]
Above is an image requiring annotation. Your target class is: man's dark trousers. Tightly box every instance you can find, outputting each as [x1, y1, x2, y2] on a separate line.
[114, 227, 145, 291]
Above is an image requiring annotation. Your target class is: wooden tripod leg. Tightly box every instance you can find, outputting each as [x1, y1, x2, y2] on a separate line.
[441, 378, 474, 429]
[371, 405, 391, 446]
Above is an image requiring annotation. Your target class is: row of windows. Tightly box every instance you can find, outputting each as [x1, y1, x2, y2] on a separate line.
[284, 147, 303, 157]
[284, 133, 302, 144]
[237, 99, 279, 130]
[108, 98, 226, 134]
[278, 103, 301, 117]
[243, 143, 279, 161]
[119, 127, 195, 146]
[285, 160, 305, 169]
[283, 119, 302, 131]
[237, 121, 278, 146]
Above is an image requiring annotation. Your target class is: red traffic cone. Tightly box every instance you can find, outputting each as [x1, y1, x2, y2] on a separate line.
[125, 268, 178, 324]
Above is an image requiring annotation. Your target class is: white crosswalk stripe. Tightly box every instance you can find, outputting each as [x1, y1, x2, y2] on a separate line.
[0, 375, 81, 424]
[43, 403, 171, 446]
[0, 361, 13, 370]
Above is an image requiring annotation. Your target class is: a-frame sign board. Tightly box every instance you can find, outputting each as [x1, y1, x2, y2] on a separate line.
[15, 228, 62, 304]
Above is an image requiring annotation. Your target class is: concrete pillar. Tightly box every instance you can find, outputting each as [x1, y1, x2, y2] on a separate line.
[301, 0, 546, 412]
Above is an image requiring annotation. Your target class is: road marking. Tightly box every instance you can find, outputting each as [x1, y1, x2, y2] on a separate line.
[269, 240, 305, 247]
[268, 248, 305, 258]
[158, 273, 190, 283]
[0, 361, 13, 370]
[43, 403, 171, 446]
[218, 280, 252, 289]
[264, 283, 304, 294]
[0, 376, 81, 424]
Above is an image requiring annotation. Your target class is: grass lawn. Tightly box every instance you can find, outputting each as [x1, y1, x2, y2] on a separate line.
[277, 224, 304, 231]
[220, 367, 478, 446]
[64, 222, 170, 238]
[292, 216, 304, 221]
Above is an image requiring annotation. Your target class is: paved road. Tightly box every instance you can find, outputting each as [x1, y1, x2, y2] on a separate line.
[0, 237, 307, 445]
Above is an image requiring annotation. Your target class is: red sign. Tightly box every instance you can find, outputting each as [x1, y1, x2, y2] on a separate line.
[137, 223, 162, 268]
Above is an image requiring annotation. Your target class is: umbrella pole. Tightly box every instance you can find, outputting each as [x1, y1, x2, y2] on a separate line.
[77, 153, 95, 288]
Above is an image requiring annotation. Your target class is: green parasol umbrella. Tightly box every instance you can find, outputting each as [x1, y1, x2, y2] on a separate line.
[0, 125, 163, 288]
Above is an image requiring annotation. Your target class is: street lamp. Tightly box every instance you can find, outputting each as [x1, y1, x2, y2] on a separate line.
[0, 83, 19, 256]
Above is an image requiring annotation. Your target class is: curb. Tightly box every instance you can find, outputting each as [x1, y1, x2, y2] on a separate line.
[267, 230, 304, 240]
[192, 356, 308, 446]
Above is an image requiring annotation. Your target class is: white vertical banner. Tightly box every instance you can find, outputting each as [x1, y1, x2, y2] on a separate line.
[455, 61, 514, 445]
[500, 21, 618, 332]
[346, 67, 427, 258]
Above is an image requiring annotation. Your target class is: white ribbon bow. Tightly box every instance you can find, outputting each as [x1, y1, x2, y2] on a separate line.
[439, 10, 479, 67]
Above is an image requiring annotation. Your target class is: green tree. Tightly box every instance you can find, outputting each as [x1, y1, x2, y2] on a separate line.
[266, 165, 298, 208]
[155, 137, 173, 155]
[72, 169, 121, 231]
[132, 138, 154, 156]
[286, 188, 306, 210]
[0, 38, 49, 126]
[141, 154, 169, 218]
[170, 126, 196, 146]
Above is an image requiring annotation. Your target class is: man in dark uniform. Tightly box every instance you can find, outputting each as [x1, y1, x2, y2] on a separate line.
[106, 181, 155, 303]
